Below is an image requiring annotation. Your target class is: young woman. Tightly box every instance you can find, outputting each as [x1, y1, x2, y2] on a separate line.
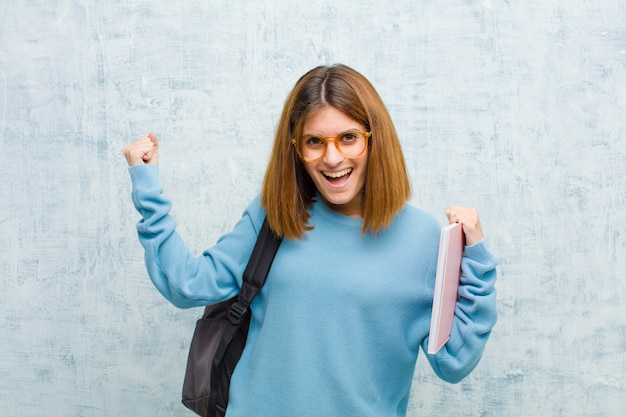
[123, 64, 498, 417]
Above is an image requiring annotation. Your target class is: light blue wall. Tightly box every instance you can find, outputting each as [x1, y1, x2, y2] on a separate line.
[1, 1, 624, 416]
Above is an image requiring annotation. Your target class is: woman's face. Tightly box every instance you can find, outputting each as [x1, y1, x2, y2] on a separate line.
[300, 106, 369, 218]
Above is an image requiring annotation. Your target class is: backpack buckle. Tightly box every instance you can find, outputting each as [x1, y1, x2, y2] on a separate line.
[228, 301, 248, 325]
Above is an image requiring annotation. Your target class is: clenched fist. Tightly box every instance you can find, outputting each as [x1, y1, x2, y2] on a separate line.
[445, 206, 485, 246]
[123, 133, 159, 166]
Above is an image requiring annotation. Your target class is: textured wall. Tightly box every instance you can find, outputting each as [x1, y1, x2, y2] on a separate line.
[1, 1, 625, 416]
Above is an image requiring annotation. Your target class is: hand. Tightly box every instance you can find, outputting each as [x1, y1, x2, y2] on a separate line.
[445, 206, 485, 246]
[122, 133, 159, 166]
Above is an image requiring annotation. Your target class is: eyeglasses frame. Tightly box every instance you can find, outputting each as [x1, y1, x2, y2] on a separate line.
[291, 130, 372, 162]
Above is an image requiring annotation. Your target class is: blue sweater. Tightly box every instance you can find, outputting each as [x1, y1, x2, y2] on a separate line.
[129, 165, 498, 417]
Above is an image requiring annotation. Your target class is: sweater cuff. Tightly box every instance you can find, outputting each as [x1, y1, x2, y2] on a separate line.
[128, 165, 166, 213]
[128, 164, 159, 185]
[464, 241, 499, 268]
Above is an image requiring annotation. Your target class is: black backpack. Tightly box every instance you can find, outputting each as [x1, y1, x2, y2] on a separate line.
[182, 218, 282, 416]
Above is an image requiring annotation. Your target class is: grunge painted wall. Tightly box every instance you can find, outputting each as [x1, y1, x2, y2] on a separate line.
[1, 1, 624, 416]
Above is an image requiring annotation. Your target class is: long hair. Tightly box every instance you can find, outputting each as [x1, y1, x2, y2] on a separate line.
[261, 64, 411, 239]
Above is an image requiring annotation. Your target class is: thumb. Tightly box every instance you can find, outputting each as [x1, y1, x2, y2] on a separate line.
[145, 132, 159, 165]
[148, 132, 159, 146]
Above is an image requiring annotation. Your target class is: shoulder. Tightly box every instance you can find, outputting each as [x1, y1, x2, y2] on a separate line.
[395, 203, 441, 235]
[241, 194, 267, 233]
[376, 203, 441, 249]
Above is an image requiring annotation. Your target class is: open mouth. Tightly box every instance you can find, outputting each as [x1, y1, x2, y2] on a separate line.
[322, 168, 352, 185]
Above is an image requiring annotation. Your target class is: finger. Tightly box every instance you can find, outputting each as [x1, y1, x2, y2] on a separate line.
[145, 133, 159, 165]
[148, 132, 159, 147]
[140, 142, 157, 162]
[445, 207, 460, 224]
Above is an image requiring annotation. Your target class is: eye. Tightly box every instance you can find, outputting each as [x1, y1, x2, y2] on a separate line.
[303, 136, 325, 146]
[339, 132, 359, 143]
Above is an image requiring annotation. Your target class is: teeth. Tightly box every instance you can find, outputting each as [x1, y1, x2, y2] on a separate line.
[323, 168, 352, 178]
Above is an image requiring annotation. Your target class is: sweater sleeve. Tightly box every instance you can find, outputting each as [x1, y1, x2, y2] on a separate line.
[128, 165, 265, 308]
[423, 240, 498, 383]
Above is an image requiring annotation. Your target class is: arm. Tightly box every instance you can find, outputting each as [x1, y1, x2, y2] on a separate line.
[423, 241, 498, 382]
[124, 134, 264, 308]
[423, 206, 498, 383]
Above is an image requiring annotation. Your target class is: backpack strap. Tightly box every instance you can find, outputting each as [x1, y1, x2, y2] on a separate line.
[213, 217, 282, 366]
[208, 217, 282, 415]
[228, 217, 282, 325]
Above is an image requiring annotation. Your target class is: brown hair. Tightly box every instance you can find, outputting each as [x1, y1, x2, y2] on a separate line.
[261, 64, 411, 239]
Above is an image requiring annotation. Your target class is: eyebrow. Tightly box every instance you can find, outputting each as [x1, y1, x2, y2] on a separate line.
[301, 128, 363, 137]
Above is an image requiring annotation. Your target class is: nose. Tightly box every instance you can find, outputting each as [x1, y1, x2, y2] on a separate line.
[323, 140, 344, 166]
